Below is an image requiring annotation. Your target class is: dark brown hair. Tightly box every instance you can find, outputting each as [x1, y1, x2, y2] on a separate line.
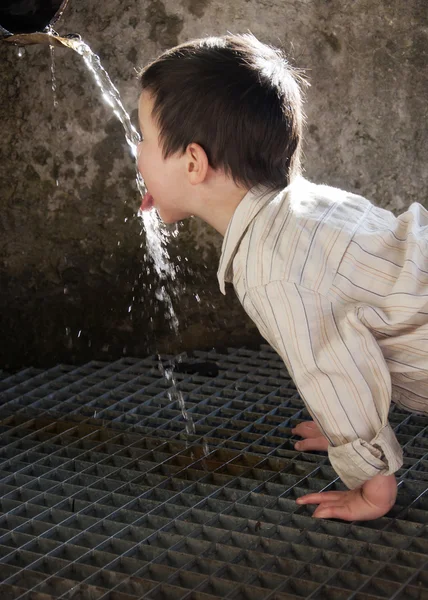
[139, 34, 306, 190]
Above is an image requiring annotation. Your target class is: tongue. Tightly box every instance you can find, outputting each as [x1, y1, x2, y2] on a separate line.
[140, 192, 154, 211]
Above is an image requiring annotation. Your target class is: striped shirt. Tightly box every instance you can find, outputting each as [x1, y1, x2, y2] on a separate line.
[217, 177, 428, 489]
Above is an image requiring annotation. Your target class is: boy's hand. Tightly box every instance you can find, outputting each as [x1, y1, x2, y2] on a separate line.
[296, 474, 397, 521]
[292, 422, 398, 520]
[291, 421, 329, 452]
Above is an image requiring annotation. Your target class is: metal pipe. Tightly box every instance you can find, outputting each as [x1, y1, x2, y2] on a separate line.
[0, 0, 74, 48]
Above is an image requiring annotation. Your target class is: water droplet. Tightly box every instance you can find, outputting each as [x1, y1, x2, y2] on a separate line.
[17, 47, 25, 58]
[203, 440, 210, 457]
[48, 41, 58, 108]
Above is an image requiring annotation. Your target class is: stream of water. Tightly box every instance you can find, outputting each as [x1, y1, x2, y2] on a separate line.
[58, 37, 197, 442]
[69, 38, 181, 327]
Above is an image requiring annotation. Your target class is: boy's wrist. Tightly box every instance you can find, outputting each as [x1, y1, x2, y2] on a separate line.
[361, 473, 397, 511]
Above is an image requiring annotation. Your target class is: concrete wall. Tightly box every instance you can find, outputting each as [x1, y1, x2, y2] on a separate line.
[0, 0, 427, 369]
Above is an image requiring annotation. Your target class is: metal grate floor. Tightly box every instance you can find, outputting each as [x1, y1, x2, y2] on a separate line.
[0, 346, 428, 600]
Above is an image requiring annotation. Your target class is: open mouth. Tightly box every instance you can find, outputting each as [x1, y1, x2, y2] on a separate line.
[140, 191, 154, 212]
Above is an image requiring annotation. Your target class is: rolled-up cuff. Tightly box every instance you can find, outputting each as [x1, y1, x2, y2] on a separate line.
[328, 424, 403, 489]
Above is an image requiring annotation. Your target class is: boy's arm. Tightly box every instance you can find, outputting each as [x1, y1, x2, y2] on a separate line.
[247, 281, 403, 490]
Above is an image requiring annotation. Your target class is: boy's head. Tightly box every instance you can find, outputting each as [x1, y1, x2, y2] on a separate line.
[138, 33, 305, 224]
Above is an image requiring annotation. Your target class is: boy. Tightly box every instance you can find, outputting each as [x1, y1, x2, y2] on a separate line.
[137, 34, 428, 521]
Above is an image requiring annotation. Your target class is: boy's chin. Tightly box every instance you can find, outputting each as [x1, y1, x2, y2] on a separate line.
[158, 209, 191, 224]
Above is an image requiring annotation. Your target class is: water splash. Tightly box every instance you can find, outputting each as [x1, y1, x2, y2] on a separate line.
[202, 439, 210, 457]
[158, 361, 195, 438]
[140, 207, 175, 279]
[141, 208, 178, 331]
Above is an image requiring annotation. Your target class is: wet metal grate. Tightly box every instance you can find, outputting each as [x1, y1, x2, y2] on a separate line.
[0, 346, 428, 600]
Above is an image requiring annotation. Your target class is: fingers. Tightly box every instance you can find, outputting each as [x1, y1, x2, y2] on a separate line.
[312, 500, 388, 521]
[291, 421, 320, 439]
[296, 491, 346, 505]
[292, 421, 328, 453]
[296, 492, 353, 520]
[313, 503, 352, 521]
[296, 489, 391, 521]
[294, 436, 329, 452]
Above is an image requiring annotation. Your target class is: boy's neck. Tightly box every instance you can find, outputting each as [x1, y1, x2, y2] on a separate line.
[191, 177, 249, 236]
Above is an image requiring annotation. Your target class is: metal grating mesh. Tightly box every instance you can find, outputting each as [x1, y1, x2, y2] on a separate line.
[0, 345, 428, 600]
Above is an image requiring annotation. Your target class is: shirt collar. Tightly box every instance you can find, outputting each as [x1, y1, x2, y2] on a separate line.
[217, 184, 280, 294]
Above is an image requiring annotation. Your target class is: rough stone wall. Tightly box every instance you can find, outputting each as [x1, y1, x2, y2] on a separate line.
[0, 0, 427, 369]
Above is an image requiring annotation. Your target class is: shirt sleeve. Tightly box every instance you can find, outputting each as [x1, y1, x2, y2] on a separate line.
[245, 281, 403, 489]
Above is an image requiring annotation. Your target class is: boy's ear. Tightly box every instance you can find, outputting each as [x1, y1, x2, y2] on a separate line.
[185, 143, 209, 185]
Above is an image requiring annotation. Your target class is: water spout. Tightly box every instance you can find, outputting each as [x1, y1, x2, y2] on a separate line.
[0, 0, 69, 35]
[1, 31, 79, 49]
[0, 0, 74, 48]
